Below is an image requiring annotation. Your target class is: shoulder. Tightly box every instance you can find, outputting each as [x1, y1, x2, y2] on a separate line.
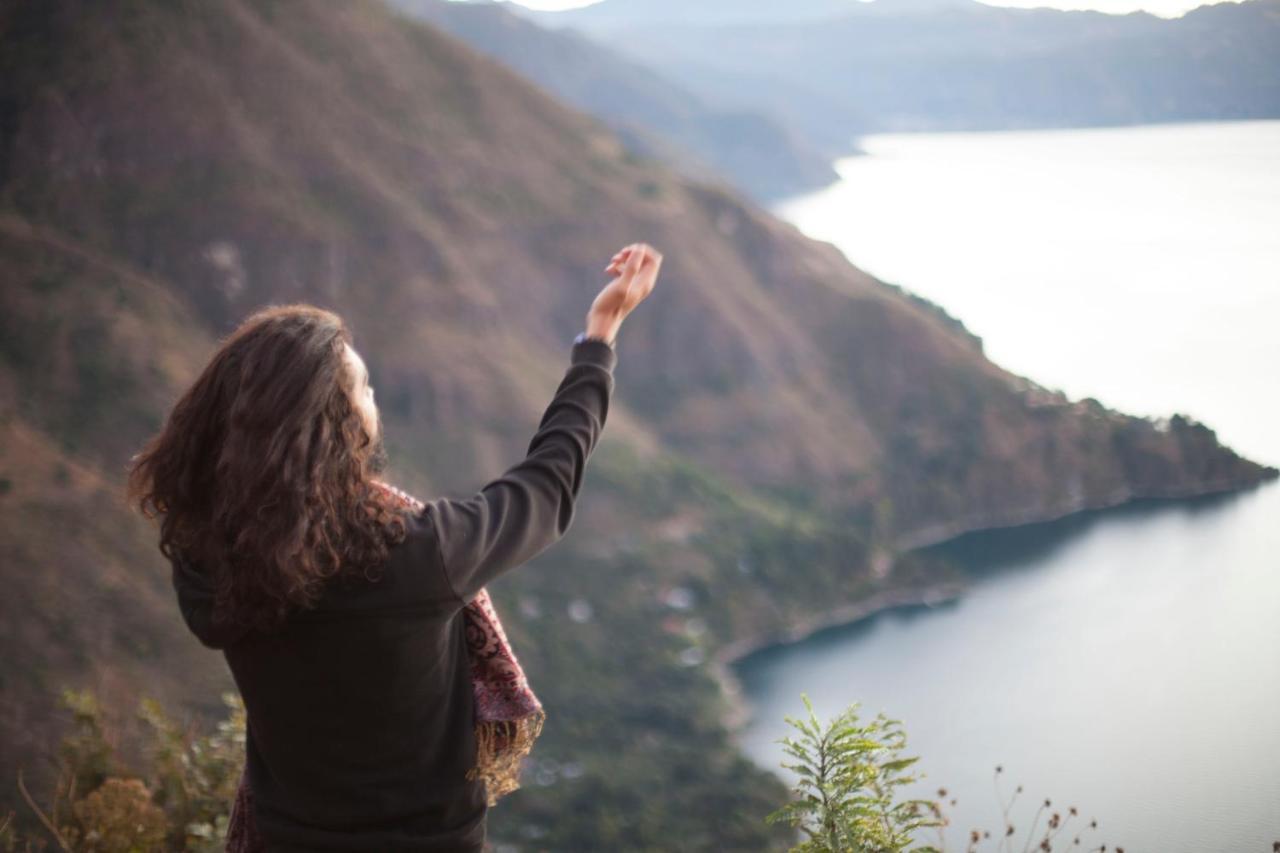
[385, 502, 468, 610]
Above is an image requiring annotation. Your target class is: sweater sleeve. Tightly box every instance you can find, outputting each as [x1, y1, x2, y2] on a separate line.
[422, 337, 616, 606]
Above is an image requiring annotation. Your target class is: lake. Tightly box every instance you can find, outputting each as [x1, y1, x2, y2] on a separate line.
[735, 120, 1280, 851]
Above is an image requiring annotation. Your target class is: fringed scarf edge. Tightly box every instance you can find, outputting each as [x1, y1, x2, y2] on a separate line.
[468, 710, 547, 807]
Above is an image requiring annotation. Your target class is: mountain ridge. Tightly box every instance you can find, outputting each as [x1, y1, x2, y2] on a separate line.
[519, 0, 1280, 141]
[389, 0, 847, 204]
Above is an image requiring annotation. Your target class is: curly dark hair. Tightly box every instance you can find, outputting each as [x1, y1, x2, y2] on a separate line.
[126, 303, 410, 633]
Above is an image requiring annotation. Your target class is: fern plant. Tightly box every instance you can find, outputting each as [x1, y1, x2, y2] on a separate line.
[765, 693, 944, 853]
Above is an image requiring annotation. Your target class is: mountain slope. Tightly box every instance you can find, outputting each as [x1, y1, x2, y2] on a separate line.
[0, 0, 1273, 847]
[388, 0, 847, 203]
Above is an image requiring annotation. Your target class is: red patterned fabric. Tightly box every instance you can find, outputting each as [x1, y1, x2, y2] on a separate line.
[224, 764, 266, 853]
[223, 479, 544, 851]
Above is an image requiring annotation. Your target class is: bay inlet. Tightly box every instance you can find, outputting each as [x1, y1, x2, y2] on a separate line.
[732, 120, 1280, 851]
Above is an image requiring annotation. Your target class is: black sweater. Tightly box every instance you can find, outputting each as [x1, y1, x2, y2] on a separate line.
[170, 337, 616, 851]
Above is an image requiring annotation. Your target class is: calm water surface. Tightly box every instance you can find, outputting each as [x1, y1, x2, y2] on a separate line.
[736, 121, 1280, 851]
[774, 119, 1280, 471]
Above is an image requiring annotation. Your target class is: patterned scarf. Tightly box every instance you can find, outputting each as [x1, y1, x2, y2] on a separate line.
[224, 479, 545, 850]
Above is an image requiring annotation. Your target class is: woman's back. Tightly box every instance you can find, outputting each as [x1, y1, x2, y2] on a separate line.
[170, 336, 619, 851]
[213, 513, 488, 850]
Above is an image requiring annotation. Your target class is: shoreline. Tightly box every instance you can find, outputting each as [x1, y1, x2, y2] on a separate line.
[707, 578, 970, 736]
[707, 474, 1280, 751]
[890, 471, 1278, 553]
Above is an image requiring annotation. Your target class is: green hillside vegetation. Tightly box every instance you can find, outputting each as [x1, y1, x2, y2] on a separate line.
[0, 0, 1274, 848]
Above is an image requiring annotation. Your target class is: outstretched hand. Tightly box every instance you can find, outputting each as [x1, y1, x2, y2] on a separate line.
[586, 243, 662, 343]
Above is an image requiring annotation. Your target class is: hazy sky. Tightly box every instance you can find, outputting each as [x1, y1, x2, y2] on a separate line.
[490, 0, 1237, 20]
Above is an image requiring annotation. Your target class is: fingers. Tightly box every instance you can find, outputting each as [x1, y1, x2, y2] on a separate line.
[604, 243, 661, 276]
[628, 244, 661, 280]
[624, 244, 645, 277]
[604, 243, 637, 274]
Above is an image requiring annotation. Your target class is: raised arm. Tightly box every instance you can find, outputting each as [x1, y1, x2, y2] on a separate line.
[423, 241, 662, 605]
[423, 337, 616, 605]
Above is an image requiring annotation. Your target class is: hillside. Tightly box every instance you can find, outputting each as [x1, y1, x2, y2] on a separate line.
[0, 0, 1275, 848]
[388, 0, 846, 203]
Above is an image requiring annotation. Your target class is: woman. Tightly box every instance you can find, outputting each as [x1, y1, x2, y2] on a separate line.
[127, 243, 662, 851]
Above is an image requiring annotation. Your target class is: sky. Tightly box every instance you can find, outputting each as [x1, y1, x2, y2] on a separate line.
[484, 0, 1240, 20]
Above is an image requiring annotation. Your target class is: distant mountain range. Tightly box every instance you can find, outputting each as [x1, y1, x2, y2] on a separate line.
[515, 0, 976, 27]
[0, 0, 1274, 847]
[395, 0, 1280, 203]
[512, 0, 1280, 171]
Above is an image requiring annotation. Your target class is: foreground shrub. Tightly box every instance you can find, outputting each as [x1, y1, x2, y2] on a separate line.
[765, 693, 943, 852]
[765, 693, 1126, 853]
[5, 688, 245, 852]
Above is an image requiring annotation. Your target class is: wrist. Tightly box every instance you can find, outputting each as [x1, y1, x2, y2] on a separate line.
[576, 330, 616, 348]
[583, 314, 621, 346]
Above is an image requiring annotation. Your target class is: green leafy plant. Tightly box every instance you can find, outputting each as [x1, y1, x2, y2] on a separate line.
[763, 693, 1136, 853]
[6, 688, 246, 852]
[765, 693, 944, 852]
